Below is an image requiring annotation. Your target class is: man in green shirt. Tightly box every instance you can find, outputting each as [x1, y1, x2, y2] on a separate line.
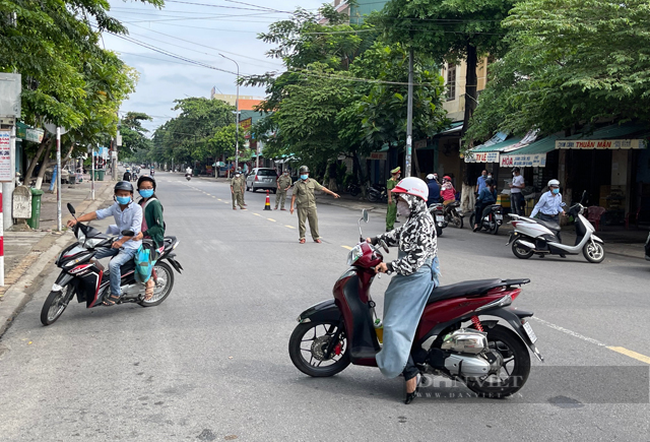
[275, 170, 292, 210]
[386, 166, 401, 231]
[290, 165, 340, 243]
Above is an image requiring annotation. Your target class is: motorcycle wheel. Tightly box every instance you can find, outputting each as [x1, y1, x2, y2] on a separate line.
[435, 223, 443, 237]
[512, 239, 534, 259]
[465, 325, 531, 398]
[583, 241, 605, 263]
[349, 188, 359, 197]
[139, 261, 175, 307]
[488, 221, 499, 235]
[288, 320, 350, 377]
[367, 193, 378, 203]
[451, 212, 463, 229]
[469, 214, 478, 231]
[41, 285, 75, 326]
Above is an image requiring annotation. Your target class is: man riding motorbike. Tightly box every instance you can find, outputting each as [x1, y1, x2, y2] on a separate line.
[473, 177, 497, 231]
[426, 173, 441, 207]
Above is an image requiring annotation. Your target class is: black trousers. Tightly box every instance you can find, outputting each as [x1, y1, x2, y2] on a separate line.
[402, 355, 419, 381]
[538, 213, 562, 242]
[510, 192, 525, 215]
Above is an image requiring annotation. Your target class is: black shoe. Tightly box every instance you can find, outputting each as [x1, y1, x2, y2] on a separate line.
[559, 254, 567, 258]
[404, 374, 422, 405]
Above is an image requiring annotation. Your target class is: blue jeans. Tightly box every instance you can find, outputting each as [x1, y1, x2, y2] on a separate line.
[95, 248, 138, 296]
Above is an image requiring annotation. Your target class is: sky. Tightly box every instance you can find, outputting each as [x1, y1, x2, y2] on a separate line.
[103, 0, 326, 133]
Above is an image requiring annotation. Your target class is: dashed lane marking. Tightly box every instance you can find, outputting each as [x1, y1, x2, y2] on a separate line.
[341, 245, 353, 250]
[267, 218, 276, 222]
[253, 213, 262, 217]
[607, 347, 650, 365]
[285, 225, 295, 229]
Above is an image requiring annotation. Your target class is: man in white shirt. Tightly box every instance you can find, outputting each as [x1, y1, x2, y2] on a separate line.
[509, 168, 525, 215]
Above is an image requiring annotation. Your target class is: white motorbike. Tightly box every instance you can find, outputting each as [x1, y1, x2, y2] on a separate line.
[506, 200, 605, 263]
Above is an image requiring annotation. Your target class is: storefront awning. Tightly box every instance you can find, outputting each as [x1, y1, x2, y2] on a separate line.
[464, 135, 522, 163]
[556, 123, 649, 150]
[499, 135, 559, 168]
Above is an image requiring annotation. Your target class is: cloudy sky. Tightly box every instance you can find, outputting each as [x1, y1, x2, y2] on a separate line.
[104, 0, 326, 133]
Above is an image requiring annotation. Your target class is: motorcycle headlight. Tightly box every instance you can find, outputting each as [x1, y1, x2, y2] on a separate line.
[347, 244, 364, 266]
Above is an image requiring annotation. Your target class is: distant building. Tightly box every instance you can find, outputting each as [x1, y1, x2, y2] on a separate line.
[210, 89, 264, 112]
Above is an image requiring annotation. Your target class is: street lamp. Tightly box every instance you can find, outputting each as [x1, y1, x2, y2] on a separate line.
[219, 53, 240, 176]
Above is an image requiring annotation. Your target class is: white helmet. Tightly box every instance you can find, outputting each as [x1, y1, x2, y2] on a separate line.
[392, 177, 429, 201]
[426, 174, 435, 181]
[548, 179, 560, 187]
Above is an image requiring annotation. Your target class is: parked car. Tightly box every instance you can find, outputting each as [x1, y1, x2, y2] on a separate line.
[246, 168, 278, 193]
[44, 166, 70, 184]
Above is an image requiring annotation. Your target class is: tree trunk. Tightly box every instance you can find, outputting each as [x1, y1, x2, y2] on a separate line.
[25, 138, 52, 183]
[34, 143, 54, 190]
[462, 42, 478, 139]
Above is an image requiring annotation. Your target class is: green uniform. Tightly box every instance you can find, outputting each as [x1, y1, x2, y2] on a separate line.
[386, 177, 398, 231]
[292, 178, 323, 240]
[275, 174, 292, 210]
[230, 175, 246, 209]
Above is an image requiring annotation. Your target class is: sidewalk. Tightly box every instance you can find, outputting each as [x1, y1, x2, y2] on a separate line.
[0, 175, 116, 336]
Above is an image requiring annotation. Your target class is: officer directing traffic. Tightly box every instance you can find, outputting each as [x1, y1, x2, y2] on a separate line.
[230, 169, 246, 210]
[275, 170, 292, 210]
[290, 165, 340, 243]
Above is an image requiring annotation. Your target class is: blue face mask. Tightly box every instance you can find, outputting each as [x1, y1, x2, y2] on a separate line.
[300, 174, 308, 181]
[139, 189, 154, 199]
[116, 196, 131, 205]
[552, 188, 560, 195]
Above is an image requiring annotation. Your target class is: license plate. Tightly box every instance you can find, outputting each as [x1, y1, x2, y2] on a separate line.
[436, 216, 445, 222]
[495, 214, 503, 220]
[522, 321, 538, 344]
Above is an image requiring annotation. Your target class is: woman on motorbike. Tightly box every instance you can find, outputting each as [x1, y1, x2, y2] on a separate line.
[133, 175, 165, 300]
[366, 177, 440, 404]
[473, 177, 497, 231]
[440, 175, 456, 206]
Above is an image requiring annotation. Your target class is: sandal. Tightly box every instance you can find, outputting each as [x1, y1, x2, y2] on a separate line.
[299, 238, 306, 244]
[103, 293, 120, 306]
[144, 280, 155, 301]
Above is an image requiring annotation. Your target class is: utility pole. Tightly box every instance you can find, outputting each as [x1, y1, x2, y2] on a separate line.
[219, 54, 240, 173]
[405, 48, 414, 178]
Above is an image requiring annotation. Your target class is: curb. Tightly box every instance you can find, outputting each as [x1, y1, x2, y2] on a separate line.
[0, 183, 115, 338]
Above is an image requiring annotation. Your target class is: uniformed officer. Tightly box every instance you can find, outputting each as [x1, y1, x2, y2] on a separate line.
[290, 165, 340, 243]
[230, 170, 246, 210]
[386, 166, 400, 231]
[275, 170, 292, 210]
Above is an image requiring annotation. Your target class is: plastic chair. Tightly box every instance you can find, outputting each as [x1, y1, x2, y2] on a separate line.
[587, 206, 607, 231]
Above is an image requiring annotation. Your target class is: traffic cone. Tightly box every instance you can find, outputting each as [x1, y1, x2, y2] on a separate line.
[264, 190, 272, 210]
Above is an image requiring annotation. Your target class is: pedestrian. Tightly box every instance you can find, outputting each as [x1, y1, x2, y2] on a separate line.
[460, 174, 476, 214]
[476, 169, 487, 194]
[230, 169, 246, 210]
[509, 167, 525, 215]
[66, 181, 142, 306]
[531, 179, 565, 242]
[290, 165, 340, 244]
[386, 166, 401, 231]
[426, 174, 440, 207]
[440, 175, 456, 206]
[275, 170, 292, 210]
[366, 177, 440, 404]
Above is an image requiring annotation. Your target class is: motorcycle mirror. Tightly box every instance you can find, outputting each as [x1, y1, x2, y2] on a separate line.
[67, 203, 76, 215]
[121, 229, 135, 237]
[362, 209, 369, 223]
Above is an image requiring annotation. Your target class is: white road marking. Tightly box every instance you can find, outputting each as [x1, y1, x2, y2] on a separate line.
[530, 316, 607, 347]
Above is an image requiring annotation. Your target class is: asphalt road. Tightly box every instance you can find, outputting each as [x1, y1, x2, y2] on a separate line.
[0, 172, 648, 442]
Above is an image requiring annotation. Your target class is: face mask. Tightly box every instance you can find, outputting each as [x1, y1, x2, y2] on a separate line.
[552, 188, 560, 195]
[116, 196, 131, 205]
[397, 200, 411, 217]
[139, 189, 154, 198]
[300, 174, 308, 180]
[235, 174, 240, 178]
[487, 175, 492, 179]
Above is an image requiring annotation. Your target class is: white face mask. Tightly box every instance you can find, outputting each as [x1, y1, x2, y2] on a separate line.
[397, 200, 411, 218]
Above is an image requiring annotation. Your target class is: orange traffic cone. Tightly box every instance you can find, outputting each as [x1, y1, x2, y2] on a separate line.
[264, 190, 272, 210]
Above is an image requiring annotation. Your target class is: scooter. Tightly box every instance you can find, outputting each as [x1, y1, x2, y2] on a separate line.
[444, 200, 464, 229]
[428, 203, 446, 236]
[470, 204, 504, 235]
[346, 182, 360, 197]
[506, 200, 605, 263]
[289, 210, 542, 398]
[40, 203, 184, 325]
[367, 184, 388, 203]
[185, 173, 192, 181]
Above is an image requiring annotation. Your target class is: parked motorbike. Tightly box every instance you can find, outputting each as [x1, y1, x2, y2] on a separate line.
[470, 204, 504, 235]
[507, 199, 605, 263]
[185, 173, 192, 181]
[40, 203, 183, 325]
[428, 203, 446, 236]
[346, 182, 361, 197]
[645, 232, 650, 261]
[367, 184, 388, 203]
[289, 210, 542, 398]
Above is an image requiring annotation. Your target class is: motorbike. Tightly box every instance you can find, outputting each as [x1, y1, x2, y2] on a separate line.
[185, 173, 192, 181]
[289, 210, 542, 398]
[470, 204, 504, 235]
[367, 184, 388, 203]
[40, 203, 184, 326]
[346, 182, 360, 197]
[428, 203, 446, 236]
[645, 232, 650, 261]
[443, 200, 464, 229]
[506, 199, 605, 263]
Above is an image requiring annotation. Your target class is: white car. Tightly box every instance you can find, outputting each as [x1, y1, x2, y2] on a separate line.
[246, 168, 278, 193]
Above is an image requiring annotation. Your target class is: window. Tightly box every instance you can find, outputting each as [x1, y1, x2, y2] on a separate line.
[257, 169, 277, 177]
[446, 66, 457, 102]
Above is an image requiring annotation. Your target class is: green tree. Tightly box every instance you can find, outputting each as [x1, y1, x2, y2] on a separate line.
[119, 112, 153, 154]
[208, 123, 246, 159]
[466, 0, 650, 140]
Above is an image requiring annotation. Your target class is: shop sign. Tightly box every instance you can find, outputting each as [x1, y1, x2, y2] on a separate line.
[369, 152, 387, 160]
[500, 153, 546, 168]
[556, 139, 646, 150]
[25, 128, 44, 143]
[239, 117, 252, 138]
[0, 130, 12, 181]
[464, 151, 499, 163]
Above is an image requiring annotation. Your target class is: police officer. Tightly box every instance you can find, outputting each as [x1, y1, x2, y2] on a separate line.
[230, 169, 246, 210]
[386, 166, 400, 231]
[275, 170, 292, 210]
[290, 165, 340, 243]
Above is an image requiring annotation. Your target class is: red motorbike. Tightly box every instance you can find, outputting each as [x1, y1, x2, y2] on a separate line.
[289, 210, 543, 397]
